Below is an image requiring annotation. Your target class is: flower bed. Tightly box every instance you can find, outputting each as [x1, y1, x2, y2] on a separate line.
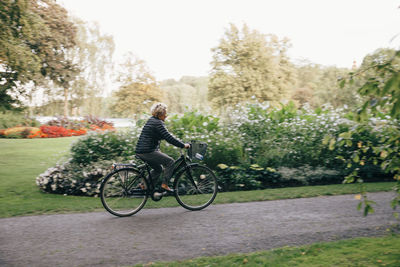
[0, 116, 114, 138]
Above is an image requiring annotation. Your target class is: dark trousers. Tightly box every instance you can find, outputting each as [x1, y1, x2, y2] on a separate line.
[136, 150, 175, 184]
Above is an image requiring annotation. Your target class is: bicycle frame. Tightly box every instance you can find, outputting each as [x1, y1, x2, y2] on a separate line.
[134, 150, 199, 201]
[101, 147, 217, 216]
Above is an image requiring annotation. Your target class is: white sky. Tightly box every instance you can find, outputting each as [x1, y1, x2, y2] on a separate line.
[59, 0, 400, 81]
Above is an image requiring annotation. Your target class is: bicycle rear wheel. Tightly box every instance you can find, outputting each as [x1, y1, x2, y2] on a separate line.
[100, 168, 148, 217]
[174, 164, 218, 211]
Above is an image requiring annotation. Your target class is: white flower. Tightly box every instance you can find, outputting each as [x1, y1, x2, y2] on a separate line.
[51, 184, 57, 191]
[202, 122, 208, 127]
[81, 188, 87, 193]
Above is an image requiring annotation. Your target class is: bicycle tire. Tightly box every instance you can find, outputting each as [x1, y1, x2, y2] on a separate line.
[174, 164, 218, 211]
[100, 167, 148, 217]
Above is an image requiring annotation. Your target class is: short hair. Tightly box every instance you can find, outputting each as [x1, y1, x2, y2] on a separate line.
[151, 103, 167, 118]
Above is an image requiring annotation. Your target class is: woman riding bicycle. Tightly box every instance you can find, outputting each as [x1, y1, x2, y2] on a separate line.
[135, 103, 190, 192]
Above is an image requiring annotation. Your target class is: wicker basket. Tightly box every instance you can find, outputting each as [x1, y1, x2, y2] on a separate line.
[188, 140, 207, 160]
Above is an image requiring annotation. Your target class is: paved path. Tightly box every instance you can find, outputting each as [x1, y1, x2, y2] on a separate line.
[0, 192, 397, 267]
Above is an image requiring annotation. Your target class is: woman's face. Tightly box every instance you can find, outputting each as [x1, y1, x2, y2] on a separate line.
[159, 112, 167, 121]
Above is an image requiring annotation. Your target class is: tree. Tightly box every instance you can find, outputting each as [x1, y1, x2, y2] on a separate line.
[208, 23, 296, 110]
[160, 76, 209, 113]
[67, 18, 115, 116]
[292, 61, 359, 108]
[0, 0, 43, 110]
[31, 0, 79, 117]
[112, 82, 163, 117]
[111, 53, 163, 117]
[0, 0, 79, 116]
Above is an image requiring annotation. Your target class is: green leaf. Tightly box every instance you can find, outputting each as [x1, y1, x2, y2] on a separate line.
[322, 135, 330, 145]
[339, 131, 352, 139]
[339, 79, 346, 88]
[328, 138, 336, 150]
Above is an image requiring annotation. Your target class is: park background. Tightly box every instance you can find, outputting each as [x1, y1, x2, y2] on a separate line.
[1, 0, 400, 266]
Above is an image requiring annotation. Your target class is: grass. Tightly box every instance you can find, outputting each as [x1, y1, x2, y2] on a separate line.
[0, 138, 397, 218]
[133, 235, 400, 267]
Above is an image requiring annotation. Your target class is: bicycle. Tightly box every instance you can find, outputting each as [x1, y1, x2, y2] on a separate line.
[100, 141, 218, 217]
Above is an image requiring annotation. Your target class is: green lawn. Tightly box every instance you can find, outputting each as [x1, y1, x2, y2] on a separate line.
[133, 235, 400, 267]
[0, 138, 396, 218]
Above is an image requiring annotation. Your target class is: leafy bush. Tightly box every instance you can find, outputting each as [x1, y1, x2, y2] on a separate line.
[70, 129, 139, 165]
[38, 104, 395, 197]
[231, 102, 350, 168]
[325, 118, 398, 183]
[0, 111, 40, 129]
[36, 158, 126, 196]
[215, 164, 283, 191]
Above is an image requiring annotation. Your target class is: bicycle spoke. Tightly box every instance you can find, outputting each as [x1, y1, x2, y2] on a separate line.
[174, 165, 217, 211]
[100, 168, 148, 217]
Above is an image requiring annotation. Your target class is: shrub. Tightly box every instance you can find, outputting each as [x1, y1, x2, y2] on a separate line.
[215, 164, 283, 191]
[0, 111, 40, 129]
[36, 158, 126, 196]
[69, 129, 139, 165]
[230, 102, 350, 168]
[37, 105, 395, 197]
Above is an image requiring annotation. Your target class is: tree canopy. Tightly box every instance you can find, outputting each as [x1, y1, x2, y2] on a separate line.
[0, 0, 78, 113]
[208, 23, 296, 110]
[111, 53, 163, 117]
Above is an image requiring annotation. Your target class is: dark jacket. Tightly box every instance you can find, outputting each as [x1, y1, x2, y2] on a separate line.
[135, 116, 185, 154]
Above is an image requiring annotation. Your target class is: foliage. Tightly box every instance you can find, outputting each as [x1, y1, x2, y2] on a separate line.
[0, 0, 79, 113]
[0, 115, 113, 138]
[111, 82, 163, 117]
[36, 158, 118, 196]
[160, 76, 209, 113]
[0, 0, 43, 109]
[0, 111, 40, 128]
[230, 102, 350, 169]
[215, 164, 346, 192]
[332, 47, 400, 216]
[65, 18, 115, 116]
[69, 129, 139, 165]
[208, 23, 296, 109]
[215, 164, 282, 191]
[162, 111, 243, 169]
[39, 104, 395, 196]
[111, 53, 163, 117]
[293, 61, 360, 108]
[0, 126, 40, 139]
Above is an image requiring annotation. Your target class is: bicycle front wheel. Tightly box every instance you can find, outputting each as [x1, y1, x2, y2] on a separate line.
[100, 168, 148, 217]
[174, 164, 218, 211]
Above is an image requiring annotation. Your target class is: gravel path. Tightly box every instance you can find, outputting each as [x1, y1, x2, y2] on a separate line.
[0, 192, 397, 267]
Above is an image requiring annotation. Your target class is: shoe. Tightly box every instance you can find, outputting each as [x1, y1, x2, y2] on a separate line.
[161, 183, 174, 192]
[138, 183, 146, 190]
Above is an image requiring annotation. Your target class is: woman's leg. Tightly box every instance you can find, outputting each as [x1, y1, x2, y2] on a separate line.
[136, 151, 174, 184]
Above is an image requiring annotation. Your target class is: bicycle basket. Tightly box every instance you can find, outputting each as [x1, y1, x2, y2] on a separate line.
[188, 140, 207, 160]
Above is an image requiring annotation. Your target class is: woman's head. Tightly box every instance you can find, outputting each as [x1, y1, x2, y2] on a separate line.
[151, 102, 167, 120]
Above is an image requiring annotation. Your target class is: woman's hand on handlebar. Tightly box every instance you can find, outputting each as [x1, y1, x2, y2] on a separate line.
[184, 143, 190, 149]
